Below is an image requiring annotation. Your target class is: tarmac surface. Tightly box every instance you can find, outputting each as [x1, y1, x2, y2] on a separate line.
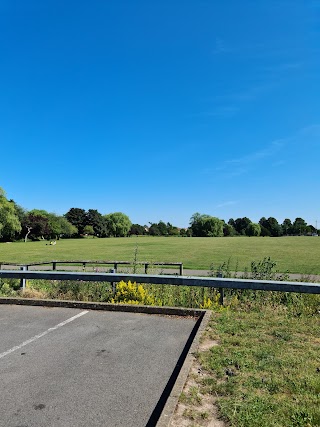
[0, 305, 197, 427]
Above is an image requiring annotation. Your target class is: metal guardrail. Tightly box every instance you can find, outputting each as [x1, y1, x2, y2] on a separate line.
[0, 261, 184, 275]
[0, 270, 319, 305]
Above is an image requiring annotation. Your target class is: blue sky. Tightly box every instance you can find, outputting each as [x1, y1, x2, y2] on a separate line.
[1, 0, 319, 227]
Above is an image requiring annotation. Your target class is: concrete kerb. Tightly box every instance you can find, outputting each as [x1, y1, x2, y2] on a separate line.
[155, 310, 212, 427]
[0, 297, 204, 318]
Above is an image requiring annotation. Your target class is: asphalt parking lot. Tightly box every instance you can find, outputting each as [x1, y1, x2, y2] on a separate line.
[0, 304, 198, 427]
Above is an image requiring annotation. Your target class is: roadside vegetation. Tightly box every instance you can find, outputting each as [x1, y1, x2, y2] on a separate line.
[1, 256, 319, 314]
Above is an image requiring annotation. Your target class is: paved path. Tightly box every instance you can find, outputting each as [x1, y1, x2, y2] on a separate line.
[0, 305, 197, 427]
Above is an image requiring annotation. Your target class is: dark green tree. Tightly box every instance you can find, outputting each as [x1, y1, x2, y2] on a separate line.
[148, 223, 161, 236]
[228, 218, 236, 229]
[306, 224, 317, 235]
[158, 221, 168, 236]
[23, 214, 50, 241]
[234, 217, 252, 235]
[259, 217, 282, 237]
[292, 217, 307, 235]
[282, 218, 293, 235]
[260, 225, 271, 237]
[86, 209, 107, 237]
[65, 208, 87, 235]
[130, 224, 146, 235]
[267, 217, 282, 237]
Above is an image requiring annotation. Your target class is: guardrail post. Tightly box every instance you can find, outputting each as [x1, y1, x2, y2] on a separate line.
[217, 272, 224, 305]
[53, 262, 56, 271]
[180, 263, 183, 275]
[145, 263, 149, 274]
[114, 263, 118, 272]
[110, 269, 116, 294]
[20, 265, 27, 290]
[82, 262, 86, 271]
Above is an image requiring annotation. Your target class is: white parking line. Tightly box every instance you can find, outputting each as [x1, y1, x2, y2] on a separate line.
[0, 310, 89, 360]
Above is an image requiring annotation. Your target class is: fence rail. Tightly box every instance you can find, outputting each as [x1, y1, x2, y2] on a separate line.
[0, 261, 184, 275]
[1, 270, 319, 301]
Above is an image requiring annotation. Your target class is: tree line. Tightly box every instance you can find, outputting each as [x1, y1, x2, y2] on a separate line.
[189, 213, 318, 237]
[0, 187, 318, 241]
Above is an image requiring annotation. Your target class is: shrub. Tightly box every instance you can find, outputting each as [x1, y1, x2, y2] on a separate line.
[111, 280, 157, 305]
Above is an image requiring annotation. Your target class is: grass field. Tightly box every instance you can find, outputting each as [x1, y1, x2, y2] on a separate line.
[178, 308, 320, 427]
[1, 236, 320, 274]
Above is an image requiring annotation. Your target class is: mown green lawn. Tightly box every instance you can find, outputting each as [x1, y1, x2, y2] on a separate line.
[1, 236, 320, 274]
[182, 308, 320, 427]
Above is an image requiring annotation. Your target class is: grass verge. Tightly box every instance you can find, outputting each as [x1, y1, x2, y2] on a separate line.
[184, 308, 320, 427]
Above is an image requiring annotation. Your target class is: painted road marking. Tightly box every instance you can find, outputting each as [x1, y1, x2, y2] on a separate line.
[0, 310, 89, 360]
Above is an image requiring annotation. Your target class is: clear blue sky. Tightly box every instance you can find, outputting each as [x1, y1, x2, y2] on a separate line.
[1, 0, 319, 227]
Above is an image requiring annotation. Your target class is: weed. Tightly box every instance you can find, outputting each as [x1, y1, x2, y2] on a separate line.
[180, 386, 202, 406]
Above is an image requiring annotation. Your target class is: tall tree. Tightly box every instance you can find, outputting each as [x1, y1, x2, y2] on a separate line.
[282, 218, 293, 235]
[23, 214, 50, 241]
[202, 217, 224, 237]
[259, 217, 282, 237]
[87, 209, 107, 237]
[234, 217, 252, 235]
[267, 217, 282, 237]
[190, 213, 224, 237]
[46, 213, 77, 239]
[148, 223, 161, 236]
[59, 217, 78, 237]
[190, 213, 211, 237]
[104, 212, 132, 237]
[83, 225, 95, 237]
[228, 218, 236, 229]
[0, 188, 22, 240]
[224, 222, 236, 236]
[130, 224, 146, 235]
[9, 200, 26, 227]
[292, 217, 307, 235]
[65, 208, 87, 235]
[246, 222, 261, 237]
[158, 221, 168, 236]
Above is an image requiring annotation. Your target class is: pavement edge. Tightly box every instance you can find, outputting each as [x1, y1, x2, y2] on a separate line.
[155, 309, 212, 427]
[0, 297, 204, 317]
